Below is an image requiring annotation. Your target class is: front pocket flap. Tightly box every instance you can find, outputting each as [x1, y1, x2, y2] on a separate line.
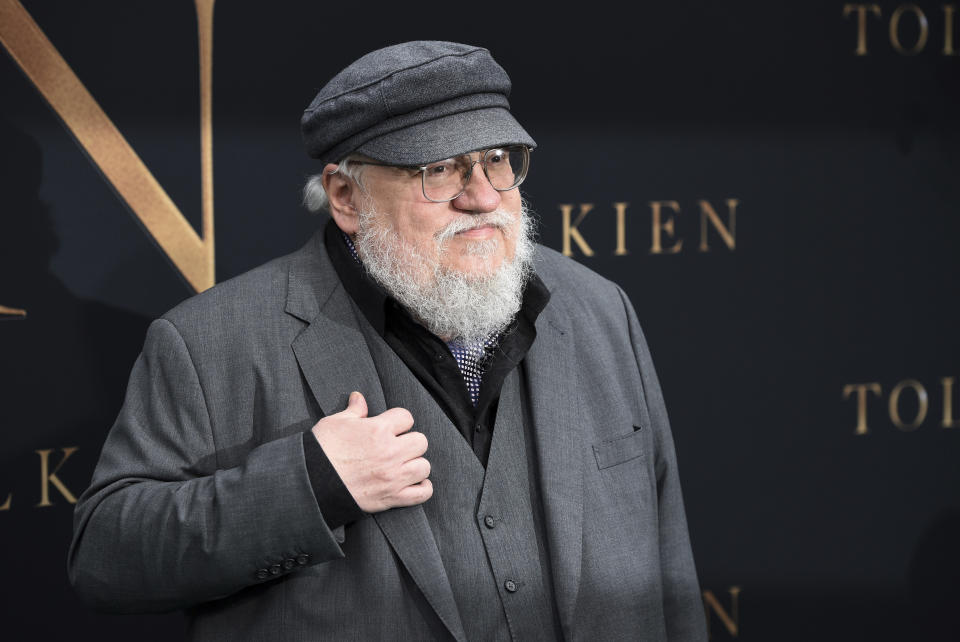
[592, 427, 644, 469]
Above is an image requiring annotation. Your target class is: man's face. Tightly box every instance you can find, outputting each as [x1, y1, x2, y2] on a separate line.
[356, 152, 524, 284]
[346, 151, 534, 343]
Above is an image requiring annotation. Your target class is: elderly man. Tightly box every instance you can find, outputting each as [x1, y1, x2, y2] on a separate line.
[69, 41, 707, 641]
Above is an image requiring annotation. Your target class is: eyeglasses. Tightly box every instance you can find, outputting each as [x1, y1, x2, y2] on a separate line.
[345, 145, 531, 203]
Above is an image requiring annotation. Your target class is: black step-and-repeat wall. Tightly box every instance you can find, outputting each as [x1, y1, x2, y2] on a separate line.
[2, 1, 958, 639]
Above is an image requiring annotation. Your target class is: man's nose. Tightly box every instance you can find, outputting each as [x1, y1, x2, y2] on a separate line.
[451, 161, 501, 214]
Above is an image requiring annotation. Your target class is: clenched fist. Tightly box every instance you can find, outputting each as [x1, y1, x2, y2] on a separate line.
[310, 391, 432, 513]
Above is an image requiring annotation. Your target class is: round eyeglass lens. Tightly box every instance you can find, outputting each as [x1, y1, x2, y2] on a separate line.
[422, 157, 465, 201]
[483, 146, 528, 191]
[421, 146, 529, 201]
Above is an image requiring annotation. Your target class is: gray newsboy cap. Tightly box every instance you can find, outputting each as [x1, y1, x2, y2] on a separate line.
[301, 41, 535, 166]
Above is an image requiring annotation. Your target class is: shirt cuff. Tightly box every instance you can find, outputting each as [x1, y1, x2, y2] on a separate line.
[302, 431, 367, 530]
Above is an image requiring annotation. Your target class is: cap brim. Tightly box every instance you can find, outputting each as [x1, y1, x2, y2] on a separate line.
[354, 106, 535, 166]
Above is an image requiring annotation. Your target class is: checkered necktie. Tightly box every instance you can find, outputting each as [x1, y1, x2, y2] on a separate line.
[446, 336, 497, 406]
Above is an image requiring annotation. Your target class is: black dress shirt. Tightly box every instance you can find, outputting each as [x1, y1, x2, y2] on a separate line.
[302, 219, 549, 529]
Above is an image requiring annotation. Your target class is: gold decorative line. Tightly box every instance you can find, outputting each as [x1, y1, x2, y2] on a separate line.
[197, 0, 215, 284]
[0, 304, 27, 318]
[0, 0, 215, 292]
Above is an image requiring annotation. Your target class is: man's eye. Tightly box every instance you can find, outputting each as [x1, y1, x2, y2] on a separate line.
[425, 163, 451, 178]
[487, 150, 506, 164]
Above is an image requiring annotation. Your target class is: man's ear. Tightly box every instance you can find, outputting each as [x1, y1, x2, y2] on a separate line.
[322, 163, 362, 235]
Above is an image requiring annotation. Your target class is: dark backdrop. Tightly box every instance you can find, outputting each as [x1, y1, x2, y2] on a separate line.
[2, 1, 958, 640]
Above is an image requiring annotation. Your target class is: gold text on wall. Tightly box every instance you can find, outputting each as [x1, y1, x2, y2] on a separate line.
[0, 305, 28, 319]
[844, 377, 959, 434]
[703, 586, 741, 639]
[0, 447, 80, 511]
[558, 199, 738, 258]
[843, 3, 958, 55]
[0, 0, 217, 293]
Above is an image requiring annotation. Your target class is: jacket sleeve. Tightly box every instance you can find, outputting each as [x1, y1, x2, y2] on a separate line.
[616, 286, 708, 642]
[68, 318, 345, 613]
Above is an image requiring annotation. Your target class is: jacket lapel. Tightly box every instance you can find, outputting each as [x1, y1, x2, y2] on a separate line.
[525, 288, 585, 641]
[286, 232, 386, 416]
[285, 233, 467, 642]
[290, 309, 386, 420]
[371, 507, 467, 642]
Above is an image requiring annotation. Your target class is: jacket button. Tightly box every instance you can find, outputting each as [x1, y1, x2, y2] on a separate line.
[269, 564, 281, 575]
[504, 580, 518, 593]
[484, 515, 496, 529]
[256, 569, 269, 580]
[296, 553, 310, 566]
[283, 558, 295, 570]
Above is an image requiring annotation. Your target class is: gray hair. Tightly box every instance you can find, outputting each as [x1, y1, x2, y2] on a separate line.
[302, 154, 367, 213]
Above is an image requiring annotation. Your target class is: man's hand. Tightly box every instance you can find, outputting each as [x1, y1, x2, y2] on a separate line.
[311, 391, 432, 513]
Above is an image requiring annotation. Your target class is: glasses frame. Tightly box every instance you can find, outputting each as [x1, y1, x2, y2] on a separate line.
[343, 145, 531, 203]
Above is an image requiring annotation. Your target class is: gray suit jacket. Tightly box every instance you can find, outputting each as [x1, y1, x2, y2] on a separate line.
[68, 232, 706, 641]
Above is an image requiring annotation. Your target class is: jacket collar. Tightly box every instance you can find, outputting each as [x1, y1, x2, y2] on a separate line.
[283, 229, 342, 325]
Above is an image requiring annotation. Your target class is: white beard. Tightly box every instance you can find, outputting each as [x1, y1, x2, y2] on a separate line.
[353, 204, 536, 344]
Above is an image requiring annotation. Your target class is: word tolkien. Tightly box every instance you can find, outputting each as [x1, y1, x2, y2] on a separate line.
[703, 586, 741, 639]
[0, 447, 79, 511]
[843, 377, 958, 435]
[843, 3, 958, 55]
[558, 199, 738, 258]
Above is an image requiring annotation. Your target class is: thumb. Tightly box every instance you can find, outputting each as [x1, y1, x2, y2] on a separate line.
[342, 391, 368, 418]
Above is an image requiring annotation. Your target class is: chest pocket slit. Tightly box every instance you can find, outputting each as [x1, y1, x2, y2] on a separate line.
[592, 426, 645, 469]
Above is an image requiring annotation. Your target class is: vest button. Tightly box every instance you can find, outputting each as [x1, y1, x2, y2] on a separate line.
[504, 580, 518, 593]
[484, 515, 496, 528]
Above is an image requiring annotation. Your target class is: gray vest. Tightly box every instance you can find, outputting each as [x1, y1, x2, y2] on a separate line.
[359, 323, 558, 641]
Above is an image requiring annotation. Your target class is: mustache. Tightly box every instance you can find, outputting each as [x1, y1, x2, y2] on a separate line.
[434, 209, 518, 244]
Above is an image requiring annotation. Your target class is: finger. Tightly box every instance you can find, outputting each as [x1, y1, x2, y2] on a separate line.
[398, 457, 431, 485]
[379, 407, 415, 435]
[392, 478, 433, 507]
[341, 391, 368, 418]
[395, 431, 428, 460]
